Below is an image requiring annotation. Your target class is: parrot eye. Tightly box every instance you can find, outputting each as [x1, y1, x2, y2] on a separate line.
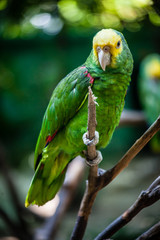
[96, 46, 101, 52]
[116, 40, 121, 49]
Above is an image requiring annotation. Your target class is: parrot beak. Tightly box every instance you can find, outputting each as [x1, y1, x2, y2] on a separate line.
[98, 48, 111, 71]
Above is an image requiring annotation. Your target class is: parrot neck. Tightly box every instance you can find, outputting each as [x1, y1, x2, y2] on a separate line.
[93, 73, 130, 106]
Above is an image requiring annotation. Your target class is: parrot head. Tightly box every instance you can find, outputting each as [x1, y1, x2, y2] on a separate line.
[91, 28, 133, 73]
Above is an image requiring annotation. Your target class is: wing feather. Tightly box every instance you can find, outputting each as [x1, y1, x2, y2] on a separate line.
[34, 66, 91, 169]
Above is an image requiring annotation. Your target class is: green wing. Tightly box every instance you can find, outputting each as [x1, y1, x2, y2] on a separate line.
[34, 66, 91, 169]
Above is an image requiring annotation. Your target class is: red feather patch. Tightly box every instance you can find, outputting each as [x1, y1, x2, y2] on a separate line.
[45, 130, 58, 146]
[84, 70, 94, 84]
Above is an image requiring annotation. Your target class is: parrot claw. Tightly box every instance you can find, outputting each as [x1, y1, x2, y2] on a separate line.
[98, 168, 106, 176]
[85, 150, 103, 166]
[92, 94, 99, 106]
[82, 131, 99, 146]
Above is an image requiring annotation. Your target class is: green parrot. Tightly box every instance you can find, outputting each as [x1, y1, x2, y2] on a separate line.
[138, 53, 160, 152]
[25, 29, 133, 207]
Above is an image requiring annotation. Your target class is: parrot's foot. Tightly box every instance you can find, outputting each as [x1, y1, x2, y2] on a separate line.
[82, 131, 99, 146]
[85, 150, 103, 166]
[82, 131, 102, 166]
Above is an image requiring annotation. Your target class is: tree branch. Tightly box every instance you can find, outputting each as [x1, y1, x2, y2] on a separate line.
[99, 115, 160, 189]
[71, 87, 99, 240]
[136, 221, 160, 240]
[95, 176, 160, 240]
[87, 86, 97, 160]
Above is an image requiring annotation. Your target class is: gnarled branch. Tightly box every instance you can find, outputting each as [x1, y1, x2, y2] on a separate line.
[95, 176, 160, 240]
[136, 221, 160, 240]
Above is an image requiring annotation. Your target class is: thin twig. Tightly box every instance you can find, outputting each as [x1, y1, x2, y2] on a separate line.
[87, 87, 99, 188]
[136, 221, 160, 240]
[87, 86, 97, 160]
[94, 176, 160, 240]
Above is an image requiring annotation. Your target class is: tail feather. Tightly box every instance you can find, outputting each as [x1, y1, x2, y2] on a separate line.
[25, 151, 69, 207]
[25, 167, 67, 207]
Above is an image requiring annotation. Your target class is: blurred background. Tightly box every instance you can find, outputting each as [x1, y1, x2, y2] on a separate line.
[0, 0, 160, 239]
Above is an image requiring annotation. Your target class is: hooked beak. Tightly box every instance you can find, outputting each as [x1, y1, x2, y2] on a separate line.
[98, 48, 111, 71]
